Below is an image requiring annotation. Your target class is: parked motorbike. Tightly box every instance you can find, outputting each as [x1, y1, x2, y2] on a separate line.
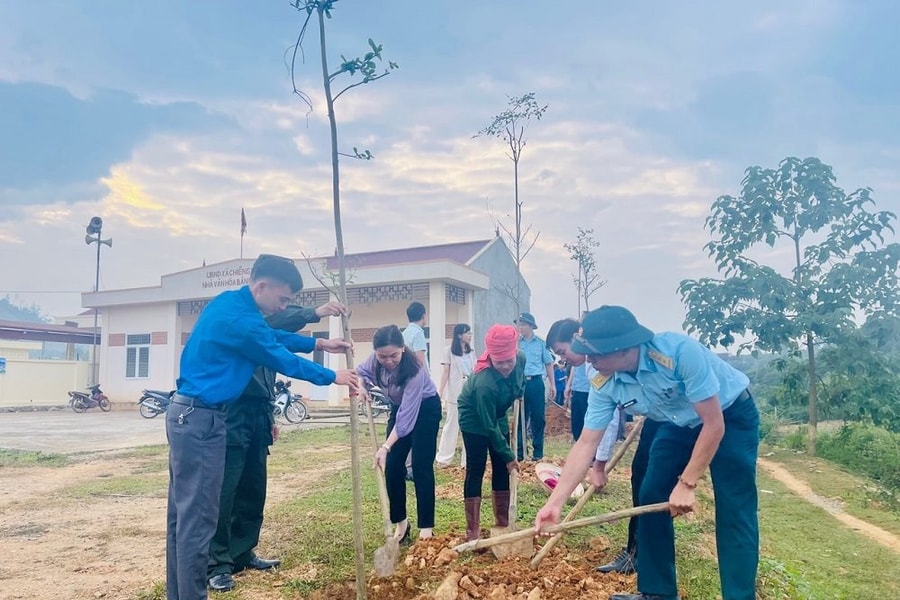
[360, 384, 391, 418]
[68, 384, 111, 413]
[138, 389, 175, 419]
[273, 379, 309, 424]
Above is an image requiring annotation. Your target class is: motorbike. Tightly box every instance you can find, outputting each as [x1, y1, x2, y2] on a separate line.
[273, 379, 309, 424]
[360, 384, 392, 418]
[68, 384, 111, 413]
[138, 389, 175, 419]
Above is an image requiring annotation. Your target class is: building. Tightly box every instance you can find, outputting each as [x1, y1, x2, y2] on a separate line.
[0, 320, 96, 409]
[82, 238, 529, 406]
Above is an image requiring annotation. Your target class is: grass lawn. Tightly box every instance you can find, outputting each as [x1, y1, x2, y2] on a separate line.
[79, 425, 898, 599]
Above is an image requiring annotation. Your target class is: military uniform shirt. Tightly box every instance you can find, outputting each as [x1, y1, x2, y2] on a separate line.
[518, 335, 552, 377]
[584, 332, 750, 431]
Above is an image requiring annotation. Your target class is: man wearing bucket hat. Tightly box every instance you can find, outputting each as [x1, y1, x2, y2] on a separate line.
[514, 312, 555, 461]
[535, 305, 759, 600]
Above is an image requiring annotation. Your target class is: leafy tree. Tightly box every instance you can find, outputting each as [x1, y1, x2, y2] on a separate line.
[563, 227, 606, 315]
[290, 2, 396, 595]
[0, 296, 49, 322]
[475, 92, 548, 313]
[769, 327, 900, 432]
[679, 157, 900, 454]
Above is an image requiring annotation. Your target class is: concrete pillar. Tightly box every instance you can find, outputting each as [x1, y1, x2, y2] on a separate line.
[428, 281, 447, 380]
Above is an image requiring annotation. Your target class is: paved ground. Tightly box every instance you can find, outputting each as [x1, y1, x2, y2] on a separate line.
[0, 408, 354, 454]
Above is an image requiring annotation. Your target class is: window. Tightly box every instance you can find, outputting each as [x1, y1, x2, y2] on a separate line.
[126, 333, 151, 379]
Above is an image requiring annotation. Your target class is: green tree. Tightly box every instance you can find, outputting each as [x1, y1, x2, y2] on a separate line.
[290, 2, 396, 595]
[679, 157, 900, 454]
[475, 92, 548, 313]
[563, 227, 606, 315]
[0, 296, 49, 322]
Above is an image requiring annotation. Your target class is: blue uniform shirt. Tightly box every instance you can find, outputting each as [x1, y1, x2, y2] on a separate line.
[584, 332, 750, 430]
[519, 334, 552, 377]
[177, 286, 336, 405]
[571, 363, 591, 393]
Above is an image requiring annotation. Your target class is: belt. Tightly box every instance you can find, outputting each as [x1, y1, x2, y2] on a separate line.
[172, 394, 223, 411]
[524, 375, 542, 382]
[735, 389, 752, 403]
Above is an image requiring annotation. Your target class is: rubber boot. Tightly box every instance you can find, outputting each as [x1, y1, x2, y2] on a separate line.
[492, 490, 510, 528]
[464, 497, 482, 542]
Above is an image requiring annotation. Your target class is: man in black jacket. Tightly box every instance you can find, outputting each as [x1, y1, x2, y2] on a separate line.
[207, 301, 346, 592]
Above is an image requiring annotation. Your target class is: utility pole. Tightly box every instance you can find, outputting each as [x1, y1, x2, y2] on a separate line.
[85, 217, 112, 386]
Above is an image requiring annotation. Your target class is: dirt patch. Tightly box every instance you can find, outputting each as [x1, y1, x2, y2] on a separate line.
[306, 534, 631, 599]
[758, 458, 900, 553]
[0, 448, 349, 600]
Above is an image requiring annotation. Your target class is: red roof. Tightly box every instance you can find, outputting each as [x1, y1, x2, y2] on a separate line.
[322, 240, 492, 270]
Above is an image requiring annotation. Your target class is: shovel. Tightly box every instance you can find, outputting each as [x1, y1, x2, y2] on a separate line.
[490, 398, 534, 559]
[365, 398, 398, 577]
[529, 417, 646, 568]
[454, 502, 670, 554]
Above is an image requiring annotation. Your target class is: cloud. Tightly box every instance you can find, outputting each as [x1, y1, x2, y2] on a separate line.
[0, 82, 230, 200]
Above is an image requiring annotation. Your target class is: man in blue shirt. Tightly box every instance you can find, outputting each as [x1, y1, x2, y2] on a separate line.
[547, 316, 652, 575]
[167, 254, 358, 600]
[535, 306, 759, 600]
[515, 312, 555, 461]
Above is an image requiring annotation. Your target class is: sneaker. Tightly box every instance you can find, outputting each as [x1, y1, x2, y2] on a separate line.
[596, 548, 636, 574]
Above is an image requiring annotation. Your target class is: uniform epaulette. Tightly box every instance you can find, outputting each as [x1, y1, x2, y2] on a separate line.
[647, 349, 674, 370]
[591, 372, 610, 390]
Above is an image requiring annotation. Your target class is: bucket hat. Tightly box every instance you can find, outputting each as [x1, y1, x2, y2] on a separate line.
[514, 312, 538, 329]
[571, 305, 653, 355]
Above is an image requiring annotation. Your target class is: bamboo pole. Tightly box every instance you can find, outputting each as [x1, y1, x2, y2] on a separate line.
[453, 503, 670, 553]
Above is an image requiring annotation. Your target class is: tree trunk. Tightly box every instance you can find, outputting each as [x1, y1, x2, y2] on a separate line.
[513, 157, 521, 314]
[806, 332, 818, 455]
[317, 7, 367, 598]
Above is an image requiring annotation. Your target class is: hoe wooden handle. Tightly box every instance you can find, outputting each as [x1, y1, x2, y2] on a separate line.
[453, 502, 670, 553]
[529, 418, 646, 568]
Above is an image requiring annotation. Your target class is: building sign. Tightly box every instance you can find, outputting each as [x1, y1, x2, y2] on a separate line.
[201, 266, 252, 290]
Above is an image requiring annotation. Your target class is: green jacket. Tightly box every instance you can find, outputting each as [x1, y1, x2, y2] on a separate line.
[226, 305, 321, 446]
[457, 352, 525, 465]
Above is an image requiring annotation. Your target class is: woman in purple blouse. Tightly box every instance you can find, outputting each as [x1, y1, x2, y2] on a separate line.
[358, 325, 442, 541]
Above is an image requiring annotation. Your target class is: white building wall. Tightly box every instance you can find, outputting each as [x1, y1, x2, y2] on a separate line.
[104, 303, 176, 403]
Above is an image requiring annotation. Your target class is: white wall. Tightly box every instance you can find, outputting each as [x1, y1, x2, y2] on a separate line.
[102, 303, 176, 403]
[0, 359, 91, 408]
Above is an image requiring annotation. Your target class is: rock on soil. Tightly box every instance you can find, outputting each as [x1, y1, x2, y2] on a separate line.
[309, 534, 635, 600]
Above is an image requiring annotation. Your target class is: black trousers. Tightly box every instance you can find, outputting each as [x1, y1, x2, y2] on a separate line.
[207, 398, 271, 577]
[570, 390, 589, 441]
[462, 431, 511, 498]
[385, 396, 441, 527]
[626, 417, 661, 554]
[517, 377, 546, 460]
[166, 399, 226, 600]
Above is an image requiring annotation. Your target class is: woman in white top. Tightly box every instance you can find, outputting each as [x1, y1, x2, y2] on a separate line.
[435, 323, 475, 467]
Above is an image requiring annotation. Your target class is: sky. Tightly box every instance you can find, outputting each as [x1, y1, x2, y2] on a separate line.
[1, 0, 898, 337]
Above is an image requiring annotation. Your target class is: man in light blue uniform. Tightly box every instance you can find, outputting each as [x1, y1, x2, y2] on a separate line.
[535, 306, 759, 600]
[547, 316, 649, 575]
[515, 312, 555, 460]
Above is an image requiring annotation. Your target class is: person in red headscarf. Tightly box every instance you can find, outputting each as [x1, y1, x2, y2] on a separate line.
[457, 324, 526, 542]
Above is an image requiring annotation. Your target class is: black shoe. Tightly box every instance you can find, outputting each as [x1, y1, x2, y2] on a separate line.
[395, 521, 412, 546]
[208, 573, 235, 592]
[596, 548, 636, 574]
[609, 595, 675, 600]
[246, 555, 281, 570]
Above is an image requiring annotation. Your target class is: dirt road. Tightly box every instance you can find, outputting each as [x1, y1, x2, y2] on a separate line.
[757, 457, 900, 553]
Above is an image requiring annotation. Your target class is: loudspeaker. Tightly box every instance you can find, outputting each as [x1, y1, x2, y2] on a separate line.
[86, 216, 103, 235]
